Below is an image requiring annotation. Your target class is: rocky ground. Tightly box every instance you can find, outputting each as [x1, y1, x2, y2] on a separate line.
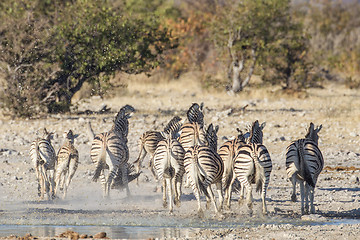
[0, 76, 360, 239]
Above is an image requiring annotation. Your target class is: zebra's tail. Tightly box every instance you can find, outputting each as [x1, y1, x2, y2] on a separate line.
[298, 145, 315, 188]
[92, 142, 107, 182]
[35, 141, 45, 165]
[192, 154, 209, 198]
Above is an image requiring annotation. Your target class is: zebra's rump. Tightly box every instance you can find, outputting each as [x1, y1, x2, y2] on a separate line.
[234, 143, 272, 189]
[179, 122, 207, 151]
[140, 131, 164, 154]
[30, 139, 56, 169]
[286, 138, 324, 182]
[184, 146, 223, 187]
[153, 139, 185, 180]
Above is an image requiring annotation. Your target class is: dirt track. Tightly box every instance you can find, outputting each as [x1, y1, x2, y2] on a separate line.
[0, 77, 360, 239]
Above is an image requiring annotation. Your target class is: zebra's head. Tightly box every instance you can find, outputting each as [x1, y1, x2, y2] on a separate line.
[248, 120, 266, 144]
[206, 123, 219, 151]
[42, 128, 54, 142]
[187, 102, 205, 127]
[113, 105, 135, 138]
[305, 122, 322, 145]
[163, 116, 182, 139]
[64, 130, 79, 144]
[236, 128, 247, 144]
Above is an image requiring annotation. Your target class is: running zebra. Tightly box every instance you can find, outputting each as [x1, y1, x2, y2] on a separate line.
[134, 116, 183, 182]
[153, 132, 185, 213]
[234, 120, 272, 214]
[286, 122, 324, 215]
[29, 128, 57, 200]
[178, 102, 207, 152]
[218, 128, 246, 209]
[184, 124, 224, 216]
[90, 105, 135, 198]
[54, 130, 79, 199]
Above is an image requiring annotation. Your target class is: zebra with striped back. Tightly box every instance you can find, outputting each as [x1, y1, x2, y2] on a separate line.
[178, 102, 207, 152]
[133, 116, 183, 183]
[29, 128, 57, 200]
[218, 128, 247, 209]
[54, 130, 79, 199]
[234, 120, 272, 215]
[90, 104, 135, 198]
[153, 130, 185, 213]
[184, 123, 224, 216]
[286, 122, 324, 215]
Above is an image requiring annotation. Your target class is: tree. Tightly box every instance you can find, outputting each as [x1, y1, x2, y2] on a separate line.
[0, 0, 175, 116]
[210, 0, 293, 93]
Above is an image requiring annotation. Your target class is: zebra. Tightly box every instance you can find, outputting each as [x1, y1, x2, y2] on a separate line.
[286, 122, 324, 215]
[133, 116, 183, 183]
[54, 130, 79, 199]
[90, 105, 135, 198]
[184, 123, 224, 216]
[218, 128, 246, 209]
[187, 102, 204, 128]
[29, 128, 57, 200]
[153, 132, 185, 213]
[234, 120, 272, 215]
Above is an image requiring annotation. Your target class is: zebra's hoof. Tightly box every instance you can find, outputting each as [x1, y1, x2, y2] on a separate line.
[163, 202, 168, 208]
[198, 210, 204, 218]
[291, 194, 297, 202]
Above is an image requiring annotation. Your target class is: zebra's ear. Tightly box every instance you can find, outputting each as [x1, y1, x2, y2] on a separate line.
[260, 122, 266, 130]
[316, 124, 322, 133]
[73, 134, 80, 138]
[200, 102, 204, 111]
[215, 125, 219, 134]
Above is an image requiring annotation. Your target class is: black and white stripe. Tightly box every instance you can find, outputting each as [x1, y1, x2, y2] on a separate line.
[153, 135, 185, 212]
[134, 116, 183, 182]
[29, 128, 57, 200]
[234, 120, 272, 214]
[54, 130, 79, 199]
[90, 105, 135, 198]
[286, 122, 324, 215]
[183, 124, 223, 215]
[218, 128, 246, 209]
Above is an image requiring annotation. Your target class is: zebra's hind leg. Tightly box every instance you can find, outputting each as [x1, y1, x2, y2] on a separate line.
[299, 181, 305, 215]
[120, 165, 130, 197]
[166, 178, 174, 213]
[245, 184, 253, 215]
[304, 182, 310, 214]
[162, 179, 167, 208]
[173, 177, 181, 207]
[309, 185, 316, 214]
[291, 175, 297, 202]
[205, 186, 219, 213]
[215, 182, 223, 211]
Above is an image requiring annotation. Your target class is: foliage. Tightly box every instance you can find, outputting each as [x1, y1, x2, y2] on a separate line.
[303, 0, 360, 80]
[0, 0, 174, 116]
[0, 7, 58, 117]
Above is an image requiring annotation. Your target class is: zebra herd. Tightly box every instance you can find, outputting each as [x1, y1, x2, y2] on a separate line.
[29, 103, 324, 216]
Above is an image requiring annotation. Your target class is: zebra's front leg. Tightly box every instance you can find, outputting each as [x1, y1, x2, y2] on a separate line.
[291, 175, 297, 202]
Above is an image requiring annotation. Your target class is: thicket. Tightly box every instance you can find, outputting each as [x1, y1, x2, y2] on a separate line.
[0, 0, 359, 117]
